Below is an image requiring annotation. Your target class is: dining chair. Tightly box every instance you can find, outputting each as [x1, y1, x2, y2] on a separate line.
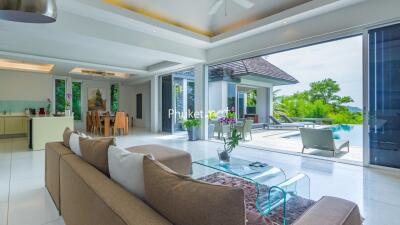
[90, 111, 97, 134]
[92, 111, 101, 135]
[86, 111, 92, 132]
[113, 112, 126, 136]
[95, 111, 105, 135]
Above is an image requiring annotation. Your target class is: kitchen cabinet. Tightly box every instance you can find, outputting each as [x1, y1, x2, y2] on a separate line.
[4, 117, 27, 135]
[0, 118, 4, 135]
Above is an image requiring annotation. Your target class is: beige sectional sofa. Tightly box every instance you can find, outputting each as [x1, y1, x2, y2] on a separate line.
[45, 140, 362, 225]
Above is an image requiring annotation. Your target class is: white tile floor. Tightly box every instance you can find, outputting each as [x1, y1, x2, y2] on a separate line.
[1, 130, 400, 225]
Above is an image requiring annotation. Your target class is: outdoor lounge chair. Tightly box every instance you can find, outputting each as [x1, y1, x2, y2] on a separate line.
[235, 119, 253, 141]
[279, 114, 315, 128]
[214, 122, 231, 139]
[299, 128, 350, 157]
[264, 116, 305, 129]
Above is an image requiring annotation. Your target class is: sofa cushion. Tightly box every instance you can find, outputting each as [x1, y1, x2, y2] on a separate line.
[69, 133, 91, 156]
[108, 146, 147, 200]
[63, 127, 74, 148]
[143, 157, 246, 225]
[292, 196, 362, 225]
[127, 144, 192, 175]
[60, 154, 173, 225]
[80, 138, 115, 175]
[45, 142, 73, 211]
[69, 133, 81, 156]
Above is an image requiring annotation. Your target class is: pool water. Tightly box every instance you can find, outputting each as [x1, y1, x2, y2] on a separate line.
[286, 124, 363, 147]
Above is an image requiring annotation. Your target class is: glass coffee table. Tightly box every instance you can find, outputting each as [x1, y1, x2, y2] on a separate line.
[193, 157, 310, 225]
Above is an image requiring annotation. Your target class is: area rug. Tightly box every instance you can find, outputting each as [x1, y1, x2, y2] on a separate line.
[198, 172, 315, 225]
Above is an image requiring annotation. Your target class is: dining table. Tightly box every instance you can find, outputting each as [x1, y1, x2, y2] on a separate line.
[100, 114, 129, 137]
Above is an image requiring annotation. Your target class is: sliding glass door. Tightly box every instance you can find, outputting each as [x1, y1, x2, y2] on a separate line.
[369, 23, 400, 169]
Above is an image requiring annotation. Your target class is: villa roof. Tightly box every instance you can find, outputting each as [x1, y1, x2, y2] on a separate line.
[209, 56, 298, 85]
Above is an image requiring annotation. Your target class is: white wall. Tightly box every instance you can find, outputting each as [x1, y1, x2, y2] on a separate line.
[208, 81, 228, 112]
[119, 83, 134, 118]
[130, 81, 151, 129]
[0, 70, 52, 101]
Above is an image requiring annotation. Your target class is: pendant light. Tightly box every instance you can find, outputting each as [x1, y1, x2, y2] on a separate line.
[0, 0, 57, 23]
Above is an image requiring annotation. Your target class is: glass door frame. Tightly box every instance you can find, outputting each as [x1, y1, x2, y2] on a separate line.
[362, 30, 370, 167]
[363, 21, 400, 171]
[207, 21, 400, 170]
[208, 34, 366, 166]
[158, 68, 196, 134]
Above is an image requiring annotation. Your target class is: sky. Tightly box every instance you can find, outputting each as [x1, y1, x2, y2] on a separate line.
[267, 35, 363, 108]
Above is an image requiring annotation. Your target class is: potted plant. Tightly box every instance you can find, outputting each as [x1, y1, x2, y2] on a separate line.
[218, 128, 241, 164]
[208, 111, 217, 138]
[46, 98, 52, 115]
[65, 93, 72, 116]
[183, 118, 201, 141]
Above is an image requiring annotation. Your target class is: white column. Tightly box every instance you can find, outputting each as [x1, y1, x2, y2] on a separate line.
[208, 81, 228, 112]
[182, 79, 188, 118]
[194, 64, 208, 140]
[262, 87, 274, 123]
[150, 76, 159, 133]
[243, 93, 247, 116]
[256, 87, 268, 123]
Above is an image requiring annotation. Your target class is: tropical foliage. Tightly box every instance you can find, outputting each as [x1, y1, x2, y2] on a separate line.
[223, 128, 241, 153]
[72, 82, 81, 120]
[55, 79, 66, 113]
[183, 118, 201, 128]
[111, 84, 119, 113]
[274, 78, 362, 124]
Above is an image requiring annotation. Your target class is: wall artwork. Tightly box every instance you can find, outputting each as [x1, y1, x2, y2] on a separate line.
[88, 88, 107, 111]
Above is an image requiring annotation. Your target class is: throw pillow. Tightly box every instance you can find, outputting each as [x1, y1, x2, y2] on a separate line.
[62, 127, 73, 148]
[108, 146, 146, 200]
[143, 157, 246, 225]
[80, 138, 116, 175]
[69, 133, 82, 156]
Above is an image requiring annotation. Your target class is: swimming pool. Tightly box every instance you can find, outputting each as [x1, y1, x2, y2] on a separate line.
[285, 124, 363, 147]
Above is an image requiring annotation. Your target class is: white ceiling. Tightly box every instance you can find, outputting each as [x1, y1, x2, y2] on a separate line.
[110, 0, 311, 36]
[0, 0, 366, 82]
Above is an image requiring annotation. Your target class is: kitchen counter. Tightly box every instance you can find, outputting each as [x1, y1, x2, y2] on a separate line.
[0, 114, 29, 117]
[30, 116, 74, 150]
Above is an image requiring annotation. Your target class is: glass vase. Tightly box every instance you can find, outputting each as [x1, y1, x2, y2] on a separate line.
[217, 148, 230, 165]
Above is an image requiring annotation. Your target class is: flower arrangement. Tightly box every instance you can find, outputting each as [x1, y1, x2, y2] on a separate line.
[208, 111, 218, 120]
[223, 129, 241, 153]
[218, 111, 237, 124]
[46, 98, 52, 114]
[65, 93, 72, 110]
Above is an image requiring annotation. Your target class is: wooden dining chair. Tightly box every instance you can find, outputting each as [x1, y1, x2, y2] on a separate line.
[91, 111, 100, 134]
[113, 112, 126, 136]
[95, 111, 104, 135]
[86, 111, 92, 132]
[90, 111, 97, 134]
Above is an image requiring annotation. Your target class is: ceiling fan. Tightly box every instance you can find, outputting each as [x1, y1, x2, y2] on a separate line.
[209, 0, 254, 16]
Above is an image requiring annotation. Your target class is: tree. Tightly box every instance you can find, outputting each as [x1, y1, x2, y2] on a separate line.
[272, 89, 287, 117]
[308, 78, 353, 105]
[246, 90, 257, 107]
[274, 78, 362, 124]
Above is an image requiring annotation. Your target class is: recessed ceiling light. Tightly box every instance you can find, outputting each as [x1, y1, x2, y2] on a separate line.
[283, 21, 288, 24]
[70, 67, 129, 79]
[0, 59, 54, 73]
